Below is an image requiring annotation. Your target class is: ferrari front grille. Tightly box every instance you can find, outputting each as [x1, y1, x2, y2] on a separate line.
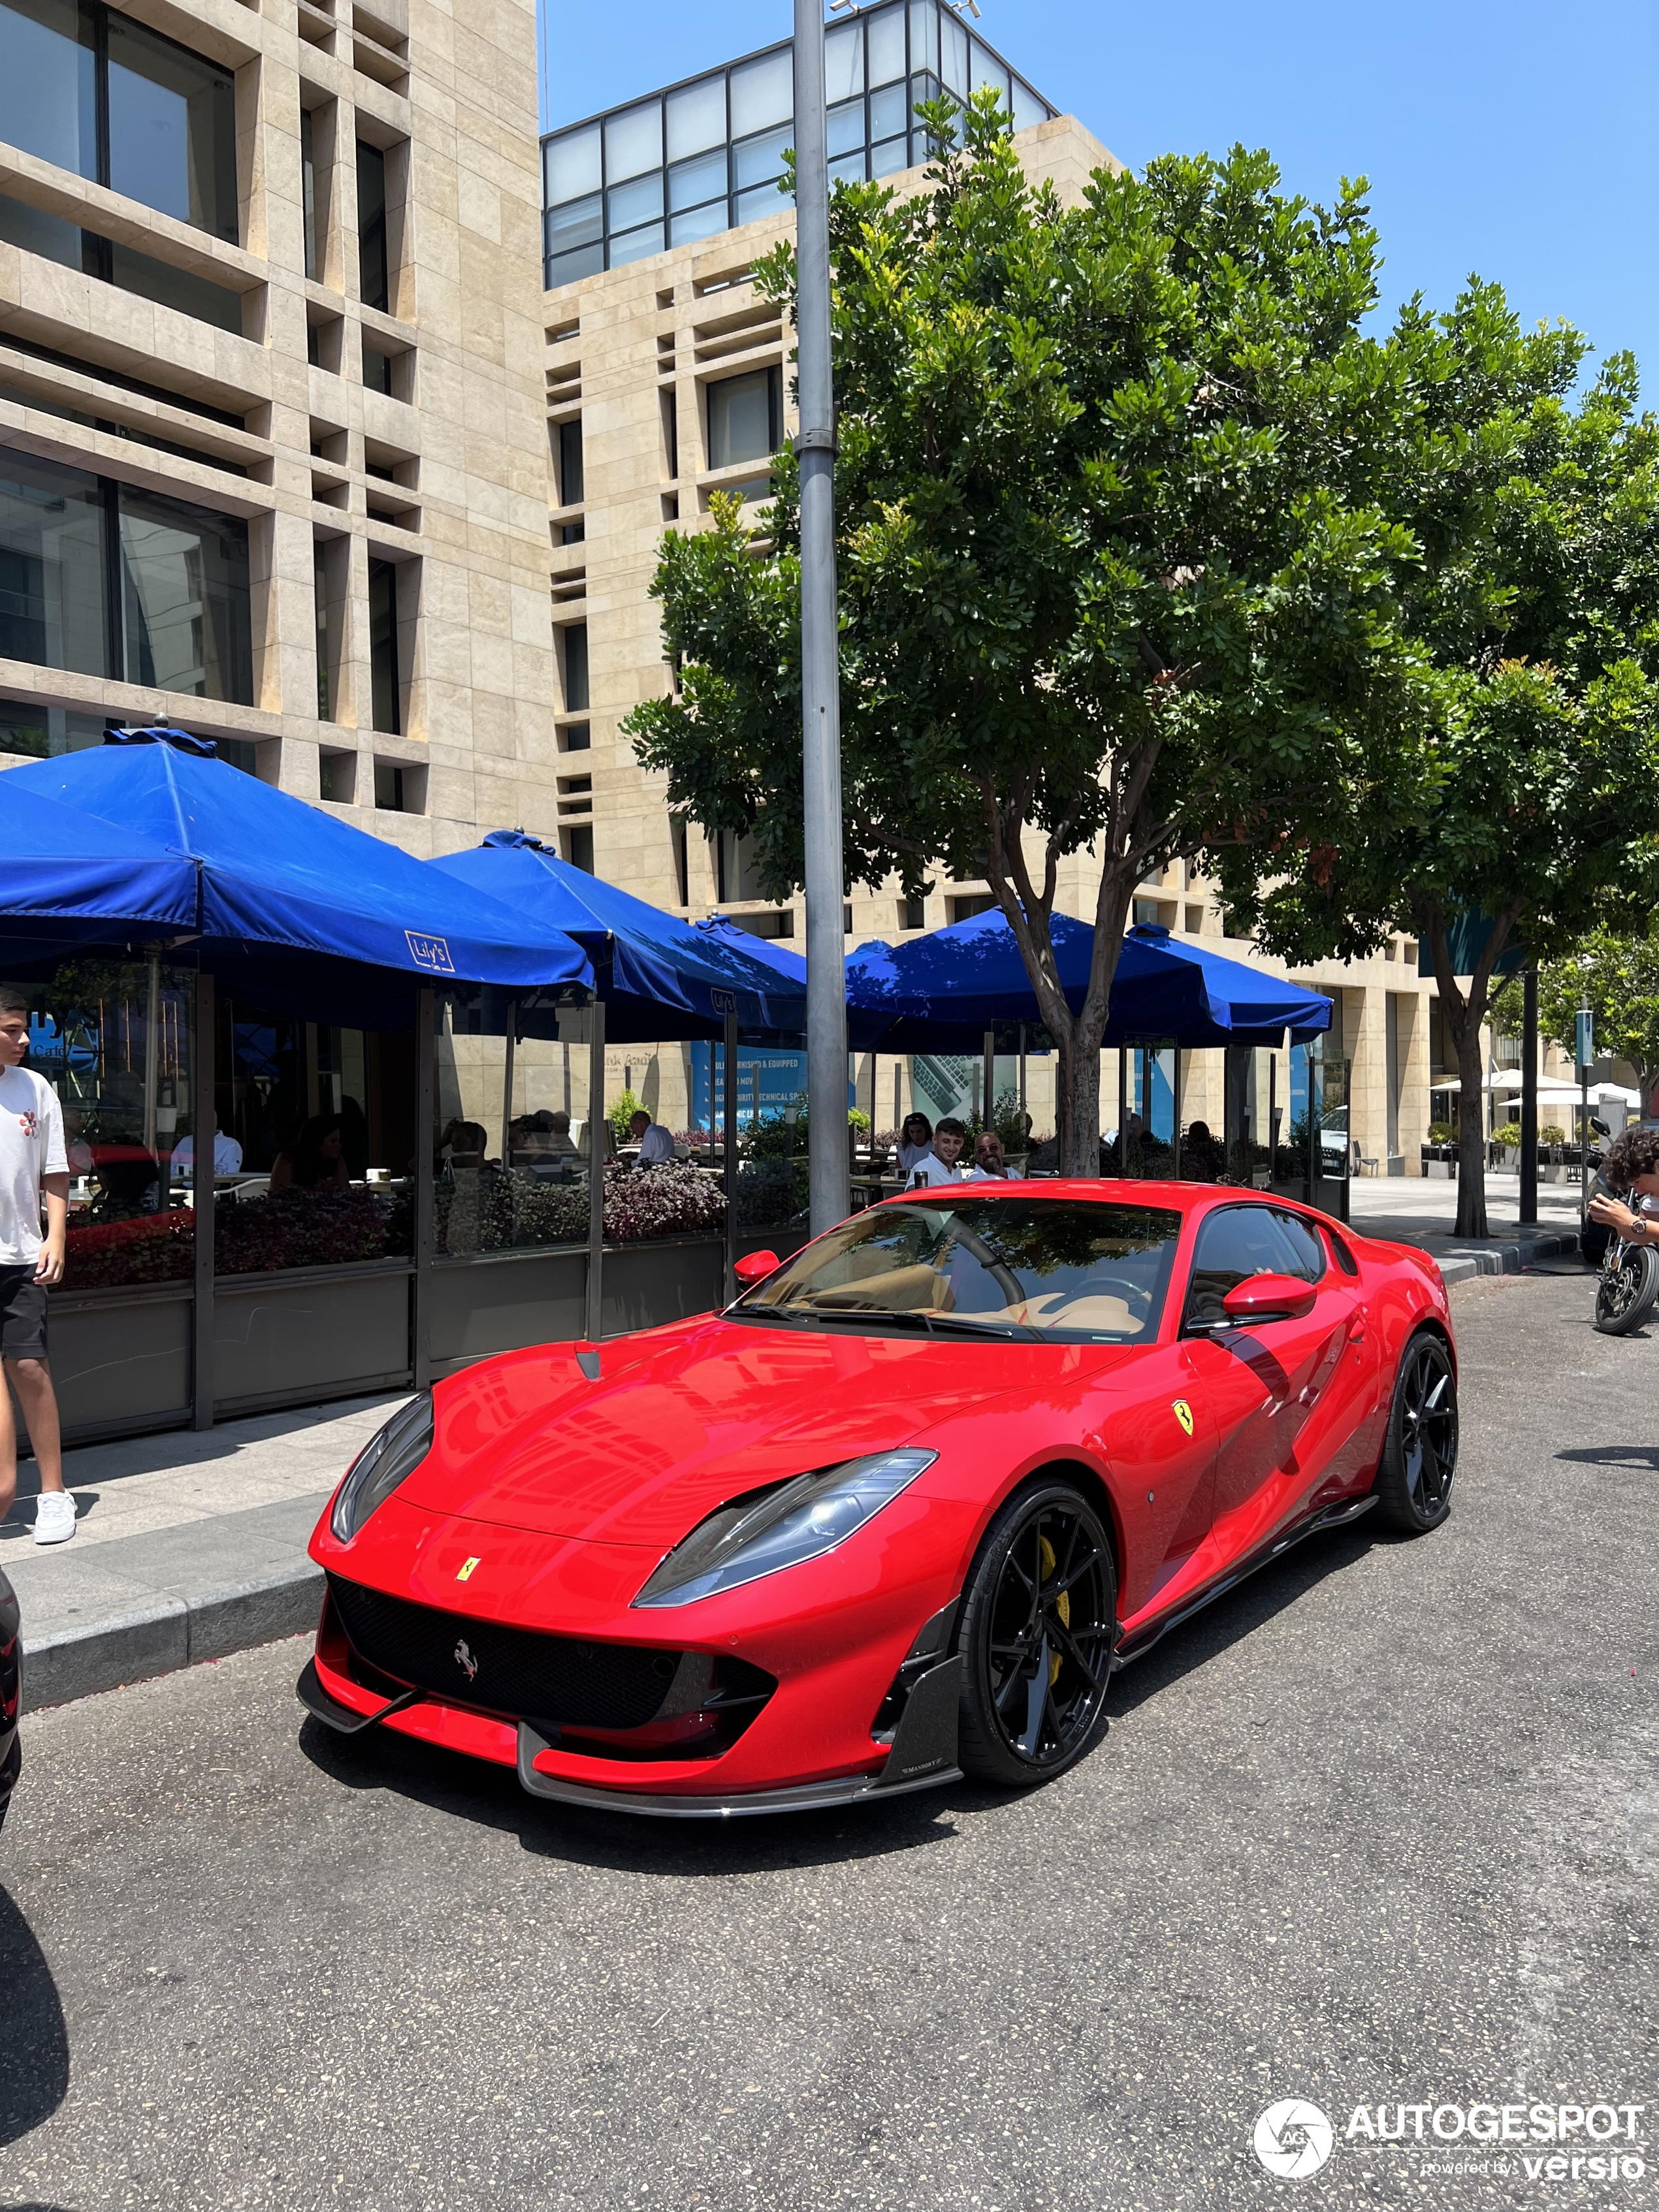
[326, 1574, 682, 1729]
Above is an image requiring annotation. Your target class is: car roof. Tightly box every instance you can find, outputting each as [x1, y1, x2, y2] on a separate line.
[878, 1178, 1310, 1220]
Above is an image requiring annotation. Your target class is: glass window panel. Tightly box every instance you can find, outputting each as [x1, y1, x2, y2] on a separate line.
[825, 17, 863, 103]
[908, 0, 939, 78]
[733, 123, 792, 189]
[355, 140, 388, 311]
[0, 698, 102, 756]
[729, 46, 792, 137]
[545, 192, 601, 255]
[607, 219, 664, 266]
[668, 148, 725, 214]
[0, 0, 95, 178]
[666, 73, 725, 162]
[826, 99, 865, 160]
[939, 11, 967, 95]
[106, 12, 237, 242]
[828, 150, 866, 187]
[108, 238, 244, 332]
[0, 187, 84, 267]
[867, 3, 906, 86]
[545, 121, 600, 205]
[607, 170, 662, 232]
[970, 40, 1008, 103]
[869, 135, 909, 180]
[368, 556, 398, 733]
[733, 179, 789, 227]
[869, 79, 909, 141]
[669, 200, 728, 248]
[604, 98, 662, 182]
[118, 485, 251, 703]
[0, 451, 106, 676]
[1010, 77, 1044, 135]
[707, 367, 778, 470]
[546, 239, 604, 286]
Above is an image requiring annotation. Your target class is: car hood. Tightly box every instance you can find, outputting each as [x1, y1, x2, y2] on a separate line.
[397, 1316, 1135, 1550]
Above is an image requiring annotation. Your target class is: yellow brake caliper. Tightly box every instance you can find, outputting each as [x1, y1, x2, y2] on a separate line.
[1039, 1535, 1069, 1684]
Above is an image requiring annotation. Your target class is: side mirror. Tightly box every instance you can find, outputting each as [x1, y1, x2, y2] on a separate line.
[733, 1249, 781, 1288]
[1221, 1273, 1317, 1324]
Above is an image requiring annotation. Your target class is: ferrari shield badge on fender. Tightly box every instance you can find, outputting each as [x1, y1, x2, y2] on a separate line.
[1172, 1400, 1194, 1438]
[456, 1556, 480, 1581]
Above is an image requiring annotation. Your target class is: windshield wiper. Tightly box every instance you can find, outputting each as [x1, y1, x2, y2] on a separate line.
[760, 1306, 1037, 1342]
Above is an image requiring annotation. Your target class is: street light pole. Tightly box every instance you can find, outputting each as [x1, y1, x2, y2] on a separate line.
[794, 0, 848, 1235]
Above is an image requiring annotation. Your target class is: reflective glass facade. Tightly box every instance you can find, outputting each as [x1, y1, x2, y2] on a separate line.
[541, 0, 1055, 287]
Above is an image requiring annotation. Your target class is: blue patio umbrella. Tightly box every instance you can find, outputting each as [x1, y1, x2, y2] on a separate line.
[0, 775, 199, 955]
[846, 912, 1332, 1051]
[431, 833, 808, 1042]
[4, 729, 592, 1022]
[694, 911, 809, 987]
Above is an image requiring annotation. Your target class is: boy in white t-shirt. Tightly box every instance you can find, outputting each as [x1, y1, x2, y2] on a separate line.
[0, 986, 74, 1544]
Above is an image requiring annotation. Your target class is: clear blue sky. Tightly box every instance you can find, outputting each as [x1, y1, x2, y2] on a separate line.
[539, 1, 1657, 398]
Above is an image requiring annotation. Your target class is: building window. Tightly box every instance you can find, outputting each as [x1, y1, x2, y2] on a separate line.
[301, 106, 322, 281]
[557, 417, 584, 507]
[538, 1, 1055, 283]
[0, 451, 251, 701]
[319, 747, 353, 803]
[362, 342, 394, 394]
[0, 189, 244, 331]
[562, 622, 589, 713]
[0, 0, 237, 238]
[561, 824, 594, 873]
[707, 366, 781, 470]
[368, 556, 400, 733]
[558, 720, 590, 752]
[373, 760, 406, 810]
[118, 484, 251, 701]
[357, 139, 389, 312]
[901, 895, 925, 931]
[0, 697, 103, 757]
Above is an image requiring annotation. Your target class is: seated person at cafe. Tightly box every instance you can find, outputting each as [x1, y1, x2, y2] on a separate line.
[969, 1130, 1012, 1179]
[172, 1113, 243, 1180]
[1180, 1118, 1224, 1181]
[271, 1114, 351, 1192]
[88, 1146, 163, 1223]
[630, 1108, 675, 1166]
[545, 1110, 579, 1157]
[907, 1117, 968, 1185]
[895, 1112, 935, 1175]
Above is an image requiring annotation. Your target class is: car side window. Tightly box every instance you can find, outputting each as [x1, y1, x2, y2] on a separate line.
[1271, 1210, 1327, 1283]
[1322, 1225, 1359, 1276]
[1183, 1205, 1303, 1328]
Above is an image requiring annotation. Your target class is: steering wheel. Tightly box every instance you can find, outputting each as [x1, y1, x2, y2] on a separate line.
[1070, 1273, 1153, 1312]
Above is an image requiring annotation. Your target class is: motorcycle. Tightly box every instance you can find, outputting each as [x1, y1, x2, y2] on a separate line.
[1594, 1196, 1659, 1336]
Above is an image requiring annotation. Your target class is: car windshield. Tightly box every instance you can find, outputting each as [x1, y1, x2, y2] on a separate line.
[733, 1198, 1184, 1343]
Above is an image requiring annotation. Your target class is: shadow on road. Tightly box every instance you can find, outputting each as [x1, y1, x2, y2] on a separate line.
[0, 1886, 69, 2147]
[296, 1520, 1389, 1874]
[1556, 1443, 1659, 1473]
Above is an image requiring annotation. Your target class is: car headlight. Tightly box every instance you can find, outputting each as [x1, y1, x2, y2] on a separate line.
[330, 1392, 435, 1542]
[633, 1449, 936, 1609]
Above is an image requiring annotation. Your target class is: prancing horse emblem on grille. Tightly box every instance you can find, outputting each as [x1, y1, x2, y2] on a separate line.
[454, 1638, 479, 1683]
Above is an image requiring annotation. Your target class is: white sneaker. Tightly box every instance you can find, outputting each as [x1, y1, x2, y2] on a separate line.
[33, 1491, 77, 1545]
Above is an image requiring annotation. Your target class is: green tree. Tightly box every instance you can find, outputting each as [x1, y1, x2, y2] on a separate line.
[626, 102, 1430, 1174]
[1223, 301, 1659, 1234]
[1515, 926, 1659, 1114]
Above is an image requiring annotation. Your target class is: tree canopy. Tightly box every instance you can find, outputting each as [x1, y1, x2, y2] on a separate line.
[1494, 924, 1659, 1117]
[627, 102, 1432, 1170]
[1224, 306, 1659, 1230]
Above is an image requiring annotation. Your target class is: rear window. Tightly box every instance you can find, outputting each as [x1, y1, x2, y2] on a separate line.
[736, 1196, 1184, 1342]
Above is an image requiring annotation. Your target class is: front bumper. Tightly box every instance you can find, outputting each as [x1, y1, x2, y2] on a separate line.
[298, 1645, 963, 1818]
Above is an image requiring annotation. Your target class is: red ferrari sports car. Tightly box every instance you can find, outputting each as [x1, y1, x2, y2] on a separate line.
[299, 1181, 1458, 1816]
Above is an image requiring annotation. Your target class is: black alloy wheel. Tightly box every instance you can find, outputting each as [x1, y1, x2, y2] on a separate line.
[956, 1480, 1117, 1786]
[1594, 1242, 1659, 1336]
[1372, 1330, 1459, 1533]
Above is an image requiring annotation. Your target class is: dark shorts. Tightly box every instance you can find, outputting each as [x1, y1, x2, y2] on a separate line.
[0, 1266, 48, 1360]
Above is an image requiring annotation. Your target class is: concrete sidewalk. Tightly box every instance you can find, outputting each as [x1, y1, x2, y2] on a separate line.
[4, 1177, 1587, 1715]
[4, 1394, 402, 1712]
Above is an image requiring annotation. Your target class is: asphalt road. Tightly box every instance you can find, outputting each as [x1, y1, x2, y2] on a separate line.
[1, 1265, 1653, 2212]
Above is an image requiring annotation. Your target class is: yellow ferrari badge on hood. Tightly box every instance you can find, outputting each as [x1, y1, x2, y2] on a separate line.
[456, 1557, 481, 1582]
[1172, 1400, 1194, 1438]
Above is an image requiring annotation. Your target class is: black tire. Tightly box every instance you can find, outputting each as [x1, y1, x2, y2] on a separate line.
[1372, 1330, 1458, 1533]
[1594, 1242, 1659, 1336]
[955, 1478, 1117, 1787]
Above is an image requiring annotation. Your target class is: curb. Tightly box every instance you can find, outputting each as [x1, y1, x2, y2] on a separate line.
[1433, 1230, 1580, 1288]
[21, 1562, 323, 1714]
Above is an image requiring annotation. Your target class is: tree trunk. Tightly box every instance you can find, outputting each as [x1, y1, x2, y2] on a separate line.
[1055, 1028, 1103, 1175]
[1453, 1010, 1490, 1237]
